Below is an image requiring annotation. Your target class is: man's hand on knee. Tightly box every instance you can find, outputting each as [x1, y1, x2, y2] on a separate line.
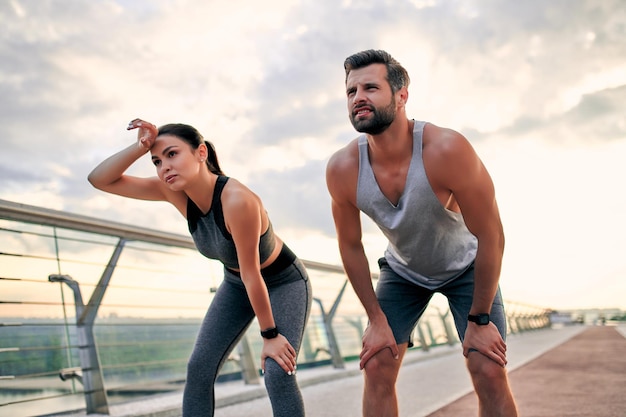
[462, 322, 507, 367]
[360, 321, 399, 369]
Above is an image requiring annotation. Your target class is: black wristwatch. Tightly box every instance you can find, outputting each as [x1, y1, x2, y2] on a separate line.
[468, 313, 490, 325]
[261, 327, 279, 339]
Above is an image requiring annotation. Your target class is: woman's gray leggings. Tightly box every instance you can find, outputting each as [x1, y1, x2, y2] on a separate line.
[182, 259, 312, 417]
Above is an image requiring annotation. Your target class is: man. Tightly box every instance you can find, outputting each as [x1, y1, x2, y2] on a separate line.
[326, 49, 518, 417]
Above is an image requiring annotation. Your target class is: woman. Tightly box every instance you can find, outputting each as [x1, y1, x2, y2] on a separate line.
[88, 119, 312, 416]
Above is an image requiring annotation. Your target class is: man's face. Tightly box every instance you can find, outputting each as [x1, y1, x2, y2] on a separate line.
[346, 63, 397, 135]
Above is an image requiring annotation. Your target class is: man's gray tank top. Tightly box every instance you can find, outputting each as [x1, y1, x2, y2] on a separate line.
[356, 120, 478, 289]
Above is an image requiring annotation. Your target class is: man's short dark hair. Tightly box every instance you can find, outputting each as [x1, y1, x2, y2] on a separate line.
[344, 49, 410, 93]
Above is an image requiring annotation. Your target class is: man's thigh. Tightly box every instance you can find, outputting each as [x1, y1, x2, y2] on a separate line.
[376, 258, 434, 344]
[439, 264, 507, 341]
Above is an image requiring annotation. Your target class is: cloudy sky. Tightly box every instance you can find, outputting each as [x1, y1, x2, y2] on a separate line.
[2, 0, 625, 311]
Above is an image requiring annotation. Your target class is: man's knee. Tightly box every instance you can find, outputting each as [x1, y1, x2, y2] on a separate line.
[363, 349, 401, 383]
[466, 352, 508, 385]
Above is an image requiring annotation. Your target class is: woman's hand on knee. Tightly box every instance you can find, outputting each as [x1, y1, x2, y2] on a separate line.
[261, 334, 297, 375]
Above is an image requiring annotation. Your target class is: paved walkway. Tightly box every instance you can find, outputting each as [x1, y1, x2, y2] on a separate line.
[427, 324, 626, 417]
[48, 324, 625, 417]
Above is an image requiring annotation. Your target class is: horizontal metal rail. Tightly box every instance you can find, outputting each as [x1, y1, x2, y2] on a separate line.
[0, 198, 348, 275]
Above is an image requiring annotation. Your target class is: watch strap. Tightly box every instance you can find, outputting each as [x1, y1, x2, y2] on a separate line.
[468, 313, 490, 325]
[261, 327, 279, 339]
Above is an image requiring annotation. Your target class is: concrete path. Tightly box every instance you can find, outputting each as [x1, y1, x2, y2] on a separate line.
[427, 325, 626, 417]
[47, 324, 625, 417]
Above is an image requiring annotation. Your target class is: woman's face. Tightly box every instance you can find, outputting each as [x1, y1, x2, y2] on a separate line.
[150, 134, 204, 191]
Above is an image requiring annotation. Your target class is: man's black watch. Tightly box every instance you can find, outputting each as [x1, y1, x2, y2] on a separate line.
[468, 313, 490, 326]
[261, 327, 279, 339]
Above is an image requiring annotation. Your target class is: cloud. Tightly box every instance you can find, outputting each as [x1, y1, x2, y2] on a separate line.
[0, 164, 44, 186]
[1, 0, 625, 310]
[247, 159, 334, 234]
[494, 85, 626, 144]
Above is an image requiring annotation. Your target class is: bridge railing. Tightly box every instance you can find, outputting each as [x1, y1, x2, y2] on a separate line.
[0, 199, 551, 416]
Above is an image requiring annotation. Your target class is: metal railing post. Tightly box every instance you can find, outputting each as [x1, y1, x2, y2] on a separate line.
[237, 335, 260, 385]
[48, 238, 127, 415]
[49, 274, 109, 414]
[313, 279, 349, 369]
[415, 323, 429, 352]
[345, 317, 364, 341]
[434, 307, 457, 346]
[424, 321, 436, 346]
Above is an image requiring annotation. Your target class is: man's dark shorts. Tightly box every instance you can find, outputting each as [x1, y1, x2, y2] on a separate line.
[376, 257, 507, 345]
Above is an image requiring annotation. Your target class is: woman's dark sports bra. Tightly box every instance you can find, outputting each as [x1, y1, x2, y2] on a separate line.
[187, 176, 276, 270]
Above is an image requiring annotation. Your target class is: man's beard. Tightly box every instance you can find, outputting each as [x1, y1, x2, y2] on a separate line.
[350, 97, 396, 135]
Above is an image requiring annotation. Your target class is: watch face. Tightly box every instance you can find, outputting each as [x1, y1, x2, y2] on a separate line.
[261, 327, 279, 339]
[469, 314, 490, 325]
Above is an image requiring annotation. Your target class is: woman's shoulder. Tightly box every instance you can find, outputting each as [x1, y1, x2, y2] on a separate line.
[221, 177, 263, 209]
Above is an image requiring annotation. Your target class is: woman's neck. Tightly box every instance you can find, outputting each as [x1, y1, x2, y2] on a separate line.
[186, 171, 219, 214]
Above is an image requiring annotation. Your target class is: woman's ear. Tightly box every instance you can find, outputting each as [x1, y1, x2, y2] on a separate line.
[198, 143, 208, 163]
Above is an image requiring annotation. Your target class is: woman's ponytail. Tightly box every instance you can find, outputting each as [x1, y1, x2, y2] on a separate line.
[204, 140, 224, 175]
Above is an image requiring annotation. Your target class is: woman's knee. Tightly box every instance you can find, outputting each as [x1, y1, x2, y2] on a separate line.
[264, 364, 305, 417]
[263, 359, 295, 385]
[263, 359, 302, 405]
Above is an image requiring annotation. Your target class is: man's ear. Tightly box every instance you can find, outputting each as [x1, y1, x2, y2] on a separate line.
[398, 86, 409, 107]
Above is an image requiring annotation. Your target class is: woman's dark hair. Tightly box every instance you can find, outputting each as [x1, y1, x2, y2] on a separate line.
[343, 49, 410, 93]
[157, 123, 224, 175]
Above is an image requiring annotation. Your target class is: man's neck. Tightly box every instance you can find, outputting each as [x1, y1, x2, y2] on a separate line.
[366, 117, 413, 162]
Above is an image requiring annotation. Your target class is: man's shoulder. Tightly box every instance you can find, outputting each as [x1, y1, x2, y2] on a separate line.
[327, 137, 360, 171]
[326, 138, 360, 197]
[423, 121, 461, 138]
[423, 122, 470, 153]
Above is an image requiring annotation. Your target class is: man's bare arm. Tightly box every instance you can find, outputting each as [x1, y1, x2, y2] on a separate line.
[326, 147, 399, 367]
[426, 126, 507, 365]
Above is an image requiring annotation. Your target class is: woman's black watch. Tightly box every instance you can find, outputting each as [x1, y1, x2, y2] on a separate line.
[468, 313, 490, 325]
[261, 327, 279, 339]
